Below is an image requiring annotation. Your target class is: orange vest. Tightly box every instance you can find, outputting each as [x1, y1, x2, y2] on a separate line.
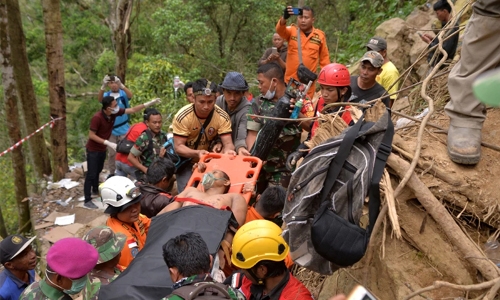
[106, 214, 151, 268]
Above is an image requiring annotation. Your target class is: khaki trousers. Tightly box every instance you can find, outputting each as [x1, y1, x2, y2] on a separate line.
[445, 12, 500, 129]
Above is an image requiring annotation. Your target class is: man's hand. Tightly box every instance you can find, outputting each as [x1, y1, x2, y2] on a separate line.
[286, 151, 304, 171]
[289, 97, 297, 113]
[114, 76, 126, 89]
[101, 75, 110, 90]
[419, 33, 433, 44]
[198, 150, 209, 160]
[212, 142, 222, 153]
[224, 149, 237, 156]
[283, 6, 292, 19]
[238, 148, 251, 156]
[267, 53, 280, 62]
[192, 162, 207, 173]
[103, 140, 117, 151]
[144, 98, 161, 108]
[159, 147, 166, 158]
[242, 183, 256, 197]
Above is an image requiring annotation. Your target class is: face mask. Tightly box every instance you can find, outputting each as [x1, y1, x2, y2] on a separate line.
[263, 79, 276, 100]
[110, 106, 120, 114]
[45, 270, 87, 295]
[201, 173, 225, 191]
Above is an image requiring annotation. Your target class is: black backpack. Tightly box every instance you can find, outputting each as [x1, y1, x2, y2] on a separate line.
[172, 282, 232, 300]
[282, 108, 393, 275]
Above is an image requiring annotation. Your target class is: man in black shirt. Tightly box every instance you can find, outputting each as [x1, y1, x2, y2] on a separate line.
[349, 51, 390, 107]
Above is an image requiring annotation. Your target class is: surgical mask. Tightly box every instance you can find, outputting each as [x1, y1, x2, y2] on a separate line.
[45, 270, 88, 295]
[110, 106, 120, 114]
[263, 79, 276, 100]
[201, 173, 225, 191]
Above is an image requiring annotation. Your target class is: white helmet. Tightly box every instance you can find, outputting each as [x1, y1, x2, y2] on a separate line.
[99, 176, 141, 211]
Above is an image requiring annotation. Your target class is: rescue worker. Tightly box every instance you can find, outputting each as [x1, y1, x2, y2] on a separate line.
[276, 6, 330, 100]
[128, 109, 169, 182]
[247, 63, 314, 193]
[245, 186, 286, 224]
[20, 238, 98, 300]
[215, 72, 251, 156]
[82, 226, 126, 300]
[139, 157, 175, 218]
[101, 176, 151, 268]
[229, 220, 313, 299]
[0, 235, 37, 300]
[160, 232, 245, 300]
[172, 78, 236, 193]
[366, 37, 400, 107]
[286, 63, 352, 171]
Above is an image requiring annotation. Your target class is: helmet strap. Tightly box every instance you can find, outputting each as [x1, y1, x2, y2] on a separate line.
[248, 267, 265, 286]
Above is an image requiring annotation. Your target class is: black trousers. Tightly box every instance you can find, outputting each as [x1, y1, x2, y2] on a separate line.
[84, 150, 106, 202]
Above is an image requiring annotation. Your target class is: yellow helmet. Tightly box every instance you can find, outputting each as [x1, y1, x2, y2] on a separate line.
[231, 220, 289, 269]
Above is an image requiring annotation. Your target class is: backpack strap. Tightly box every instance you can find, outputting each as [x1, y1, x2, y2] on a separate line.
[144, 129, 154, 157]
[193, 109, 215, 150]
[318, 114, 365, 203]
[367, 111, 394, 233]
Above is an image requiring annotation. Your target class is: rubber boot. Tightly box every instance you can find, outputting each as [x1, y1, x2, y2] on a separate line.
[447, 125, 481, 165]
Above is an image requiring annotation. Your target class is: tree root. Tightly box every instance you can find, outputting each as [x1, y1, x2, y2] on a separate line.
[387, 154, 500, 282]
[403, 277, 500, 300]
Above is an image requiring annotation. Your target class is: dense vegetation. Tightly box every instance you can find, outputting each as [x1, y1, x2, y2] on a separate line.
[0, 0, 425, 233]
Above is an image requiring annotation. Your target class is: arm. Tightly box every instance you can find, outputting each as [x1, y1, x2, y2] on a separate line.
[220, 134, 236, 155]
[88, 130, 106, 144]
[258, 49, 272, 66]
[157, 201, 182, 215]
[298, 112, 312, 131]
[276, 18, 291, 41]
[228, 194, 248, 227]
[128, 151, 147, 174]
[124, 98, 161, 114]
[246, 130, 258, 151]
[234, 109, 249, 154]
[277, 56, 286, 70]
[173, 135, 208, 160]
[98, 89, 105, 102]
[122, 86, 133, 99]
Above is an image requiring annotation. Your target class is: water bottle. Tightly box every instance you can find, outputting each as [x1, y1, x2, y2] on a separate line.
[290, 99, 303, 119]
[484, 240, 500, 267]
[127, 238, 139, 258]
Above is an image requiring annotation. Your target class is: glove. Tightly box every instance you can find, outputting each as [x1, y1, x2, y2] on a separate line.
[283, 7, 291, 19]
[101, 75, 110, 90]
[114, 76, 126, 89]
[286, 151, 306, 171]
[103, 140, 117, 151]
[144, 98, 161, 108]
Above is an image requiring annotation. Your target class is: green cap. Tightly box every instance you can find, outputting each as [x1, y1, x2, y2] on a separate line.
[83, 226, 126, 264]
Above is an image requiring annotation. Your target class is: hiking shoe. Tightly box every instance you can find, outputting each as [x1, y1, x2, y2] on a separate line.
[447, 125, 481, 165]
[84, 201, 99, 209]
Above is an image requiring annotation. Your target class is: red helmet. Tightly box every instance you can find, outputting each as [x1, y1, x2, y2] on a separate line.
[317, 63, 350, 87]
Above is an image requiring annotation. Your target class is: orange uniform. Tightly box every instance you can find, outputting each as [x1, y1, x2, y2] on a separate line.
[276, 21, 330, 100]
[244, 207, 294, 268]
[106, 214, 151, 268]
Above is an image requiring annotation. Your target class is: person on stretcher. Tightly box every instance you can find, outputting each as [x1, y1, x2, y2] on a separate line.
[159, 164, 253, 228]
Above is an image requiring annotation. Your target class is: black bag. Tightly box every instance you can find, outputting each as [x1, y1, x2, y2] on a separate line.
[172, 282, 231, 299]
[296, 28, 318, 84]
[116, 123, 142, 154]
[282, 107, 393, 274]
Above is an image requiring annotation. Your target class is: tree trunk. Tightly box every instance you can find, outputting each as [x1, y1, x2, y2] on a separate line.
[5, 0, 52, 178]
[41, 0, 68, 181]
[0, 0, 31, 234]
[107, 0, 133, 83]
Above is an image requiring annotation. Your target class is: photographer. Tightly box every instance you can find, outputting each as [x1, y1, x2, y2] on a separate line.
[127, 110, 169, 181]
[98, 74, 134, 177]
[246, 63, 313, 193]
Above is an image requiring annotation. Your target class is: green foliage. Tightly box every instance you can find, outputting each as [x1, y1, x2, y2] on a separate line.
[0, 158, 18, 233]
[94, 49, 117, 76]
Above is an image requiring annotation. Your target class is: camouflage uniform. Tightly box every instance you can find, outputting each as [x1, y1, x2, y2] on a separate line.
[248, 95, 310, 190]
[19, 279, 72, 300]
[82, 226, 126, 300]
[161, 274, 245, 300]
[129, 130, 169, 178]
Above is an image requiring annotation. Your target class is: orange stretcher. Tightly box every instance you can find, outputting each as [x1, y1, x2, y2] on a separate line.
[186, 153, 262, 203]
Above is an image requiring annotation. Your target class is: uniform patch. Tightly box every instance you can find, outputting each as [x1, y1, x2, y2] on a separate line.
[12, 236, 22, 244]
[207, 127, 215, 136]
